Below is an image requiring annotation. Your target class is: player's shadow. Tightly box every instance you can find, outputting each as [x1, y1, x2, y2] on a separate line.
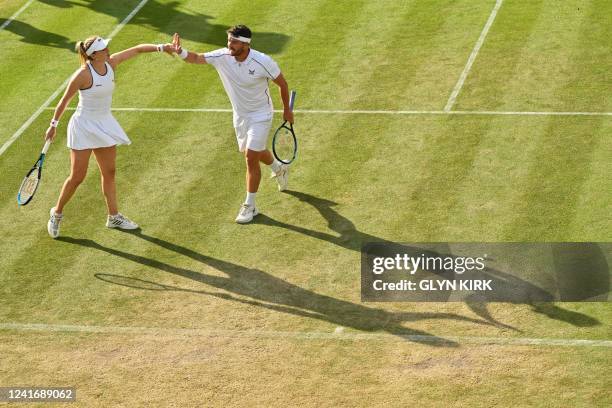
[57, 233, 509, 348]
[252, 190, 602, 328]
[37, 0, 290, 54]
[0, 19, 73, 50]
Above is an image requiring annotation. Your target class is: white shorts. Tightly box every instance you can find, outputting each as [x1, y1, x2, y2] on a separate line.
[234, 119, 272, 152]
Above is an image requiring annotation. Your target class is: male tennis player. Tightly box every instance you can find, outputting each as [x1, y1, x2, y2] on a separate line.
[172, 26, 293, 223]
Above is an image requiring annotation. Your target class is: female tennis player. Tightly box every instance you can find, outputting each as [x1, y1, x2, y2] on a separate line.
[45, 36, 173, 238]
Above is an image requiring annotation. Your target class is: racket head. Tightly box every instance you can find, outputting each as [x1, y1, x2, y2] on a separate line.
[272, 121, 297, 164]
[17, 165, 41, 206]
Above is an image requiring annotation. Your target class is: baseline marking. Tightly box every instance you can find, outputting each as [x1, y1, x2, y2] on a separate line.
[43, 107, 612, 116]
[0, 0, 36, 31]
[444, 0, 504, 112]
[0, 0, 150, 157]
[1, 322, 610, 347]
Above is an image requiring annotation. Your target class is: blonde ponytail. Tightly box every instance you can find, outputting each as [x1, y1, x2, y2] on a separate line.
[75, 36, 98, 66]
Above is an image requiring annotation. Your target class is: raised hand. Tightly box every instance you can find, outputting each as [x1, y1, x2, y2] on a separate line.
[172, 33, 182, 52]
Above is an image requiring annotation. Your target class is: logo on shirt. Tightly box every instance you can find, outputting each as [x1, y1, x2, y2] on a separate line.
[248, 69, 255, 75]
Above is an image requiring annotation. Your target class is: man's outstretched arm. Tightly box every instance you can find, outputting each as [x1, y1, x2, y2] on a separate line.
[173, 33, 208, 64]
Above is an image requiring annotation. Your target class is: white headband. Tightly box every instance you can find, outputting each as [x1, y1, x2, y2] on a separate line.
[85, 37, 110, 56]
[230, 35, 251, 44]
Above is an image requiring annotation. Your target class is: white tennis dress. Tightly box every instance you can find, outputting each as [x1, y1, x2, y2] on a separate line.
[67, 61, 131, 150]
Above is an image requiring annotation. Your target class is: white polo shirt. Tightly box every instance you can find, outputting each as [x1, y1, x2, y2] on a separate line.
[203, 48, 281, 126]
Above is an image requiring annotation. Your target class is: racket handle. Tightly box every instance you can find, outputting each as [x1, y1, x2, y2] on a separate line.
[289, 90, 296, 111]
[42, 140, 52, 155]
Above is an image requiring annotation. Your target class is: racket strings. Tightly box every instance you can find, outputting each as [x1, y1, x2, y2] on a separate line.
[272, 122, 297, 164]
[279, 128, 292, 144]
[276, 129, 295, 156]
[19, 173, 39, 200]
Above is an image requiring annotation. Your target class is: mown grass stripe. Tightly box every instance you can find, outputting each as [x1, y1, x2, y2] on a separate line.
[501, 0, 611, 241]
[440, 2, 601, 240]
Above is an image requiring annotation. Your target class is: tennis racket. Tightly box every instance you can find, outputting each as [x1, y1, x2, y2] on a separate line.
[17, 140, 51, 206]
[272, 90, 297, 164]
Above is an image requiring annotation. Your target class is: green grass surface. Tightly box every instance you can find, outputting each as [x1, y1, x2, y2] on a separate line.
[1, 0, 610, 406]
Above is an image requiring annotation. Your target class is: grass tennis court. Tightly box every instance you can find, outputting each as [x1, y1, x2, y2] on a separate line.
[1, 0, 610, 406]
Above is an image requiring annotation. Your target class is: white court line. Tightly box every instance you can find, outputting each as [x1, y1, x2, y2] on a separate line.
[0, 0, 150, 157]
[43, 107, 612, 116]
[0, 0, 36, 31]
[1, 322, 610, 347]
[444, 0, 504, 112]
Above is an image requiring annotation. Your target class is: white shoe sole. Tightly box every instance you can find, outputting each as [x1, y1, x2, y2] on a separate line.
[235, 208, 259, 224]
[106, 216, 139, 229]
[47, 207, 60, 238]
[106, 222, 139, 230]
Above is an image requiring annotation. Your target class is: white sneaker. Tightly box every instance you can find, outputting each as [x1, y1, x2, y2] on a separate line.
[271, 164, 289, 191]
[235, 204, 258, 224]
[47, 207, 62, 238]
[106, 213, 139, 230]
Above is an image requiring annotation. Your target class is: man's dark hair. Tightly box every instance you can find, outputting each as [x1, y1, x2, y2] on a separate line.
[227, 25, 252, 39]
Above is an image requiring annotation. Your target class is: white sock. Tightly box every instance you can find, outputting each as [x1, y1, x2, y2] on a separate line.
[245, 192, 256, 206]
[270, 159, 282, 174]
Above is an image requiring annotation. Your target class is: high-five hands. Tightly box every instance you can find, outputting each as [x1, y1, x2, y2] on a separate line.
[172, 33, 182, 53]
[161, 43, 176, 55]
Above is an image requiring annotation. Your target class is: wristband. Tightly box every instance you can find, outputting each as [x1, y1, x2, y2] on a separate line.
[156, 44, 164, 52]
[179, 48, 188, 59]
[50, 119, 59, 128]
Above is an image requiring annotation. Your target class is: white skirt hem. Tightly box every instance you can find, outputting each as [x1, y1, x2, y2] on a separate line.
[67, 113, 131, 150]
